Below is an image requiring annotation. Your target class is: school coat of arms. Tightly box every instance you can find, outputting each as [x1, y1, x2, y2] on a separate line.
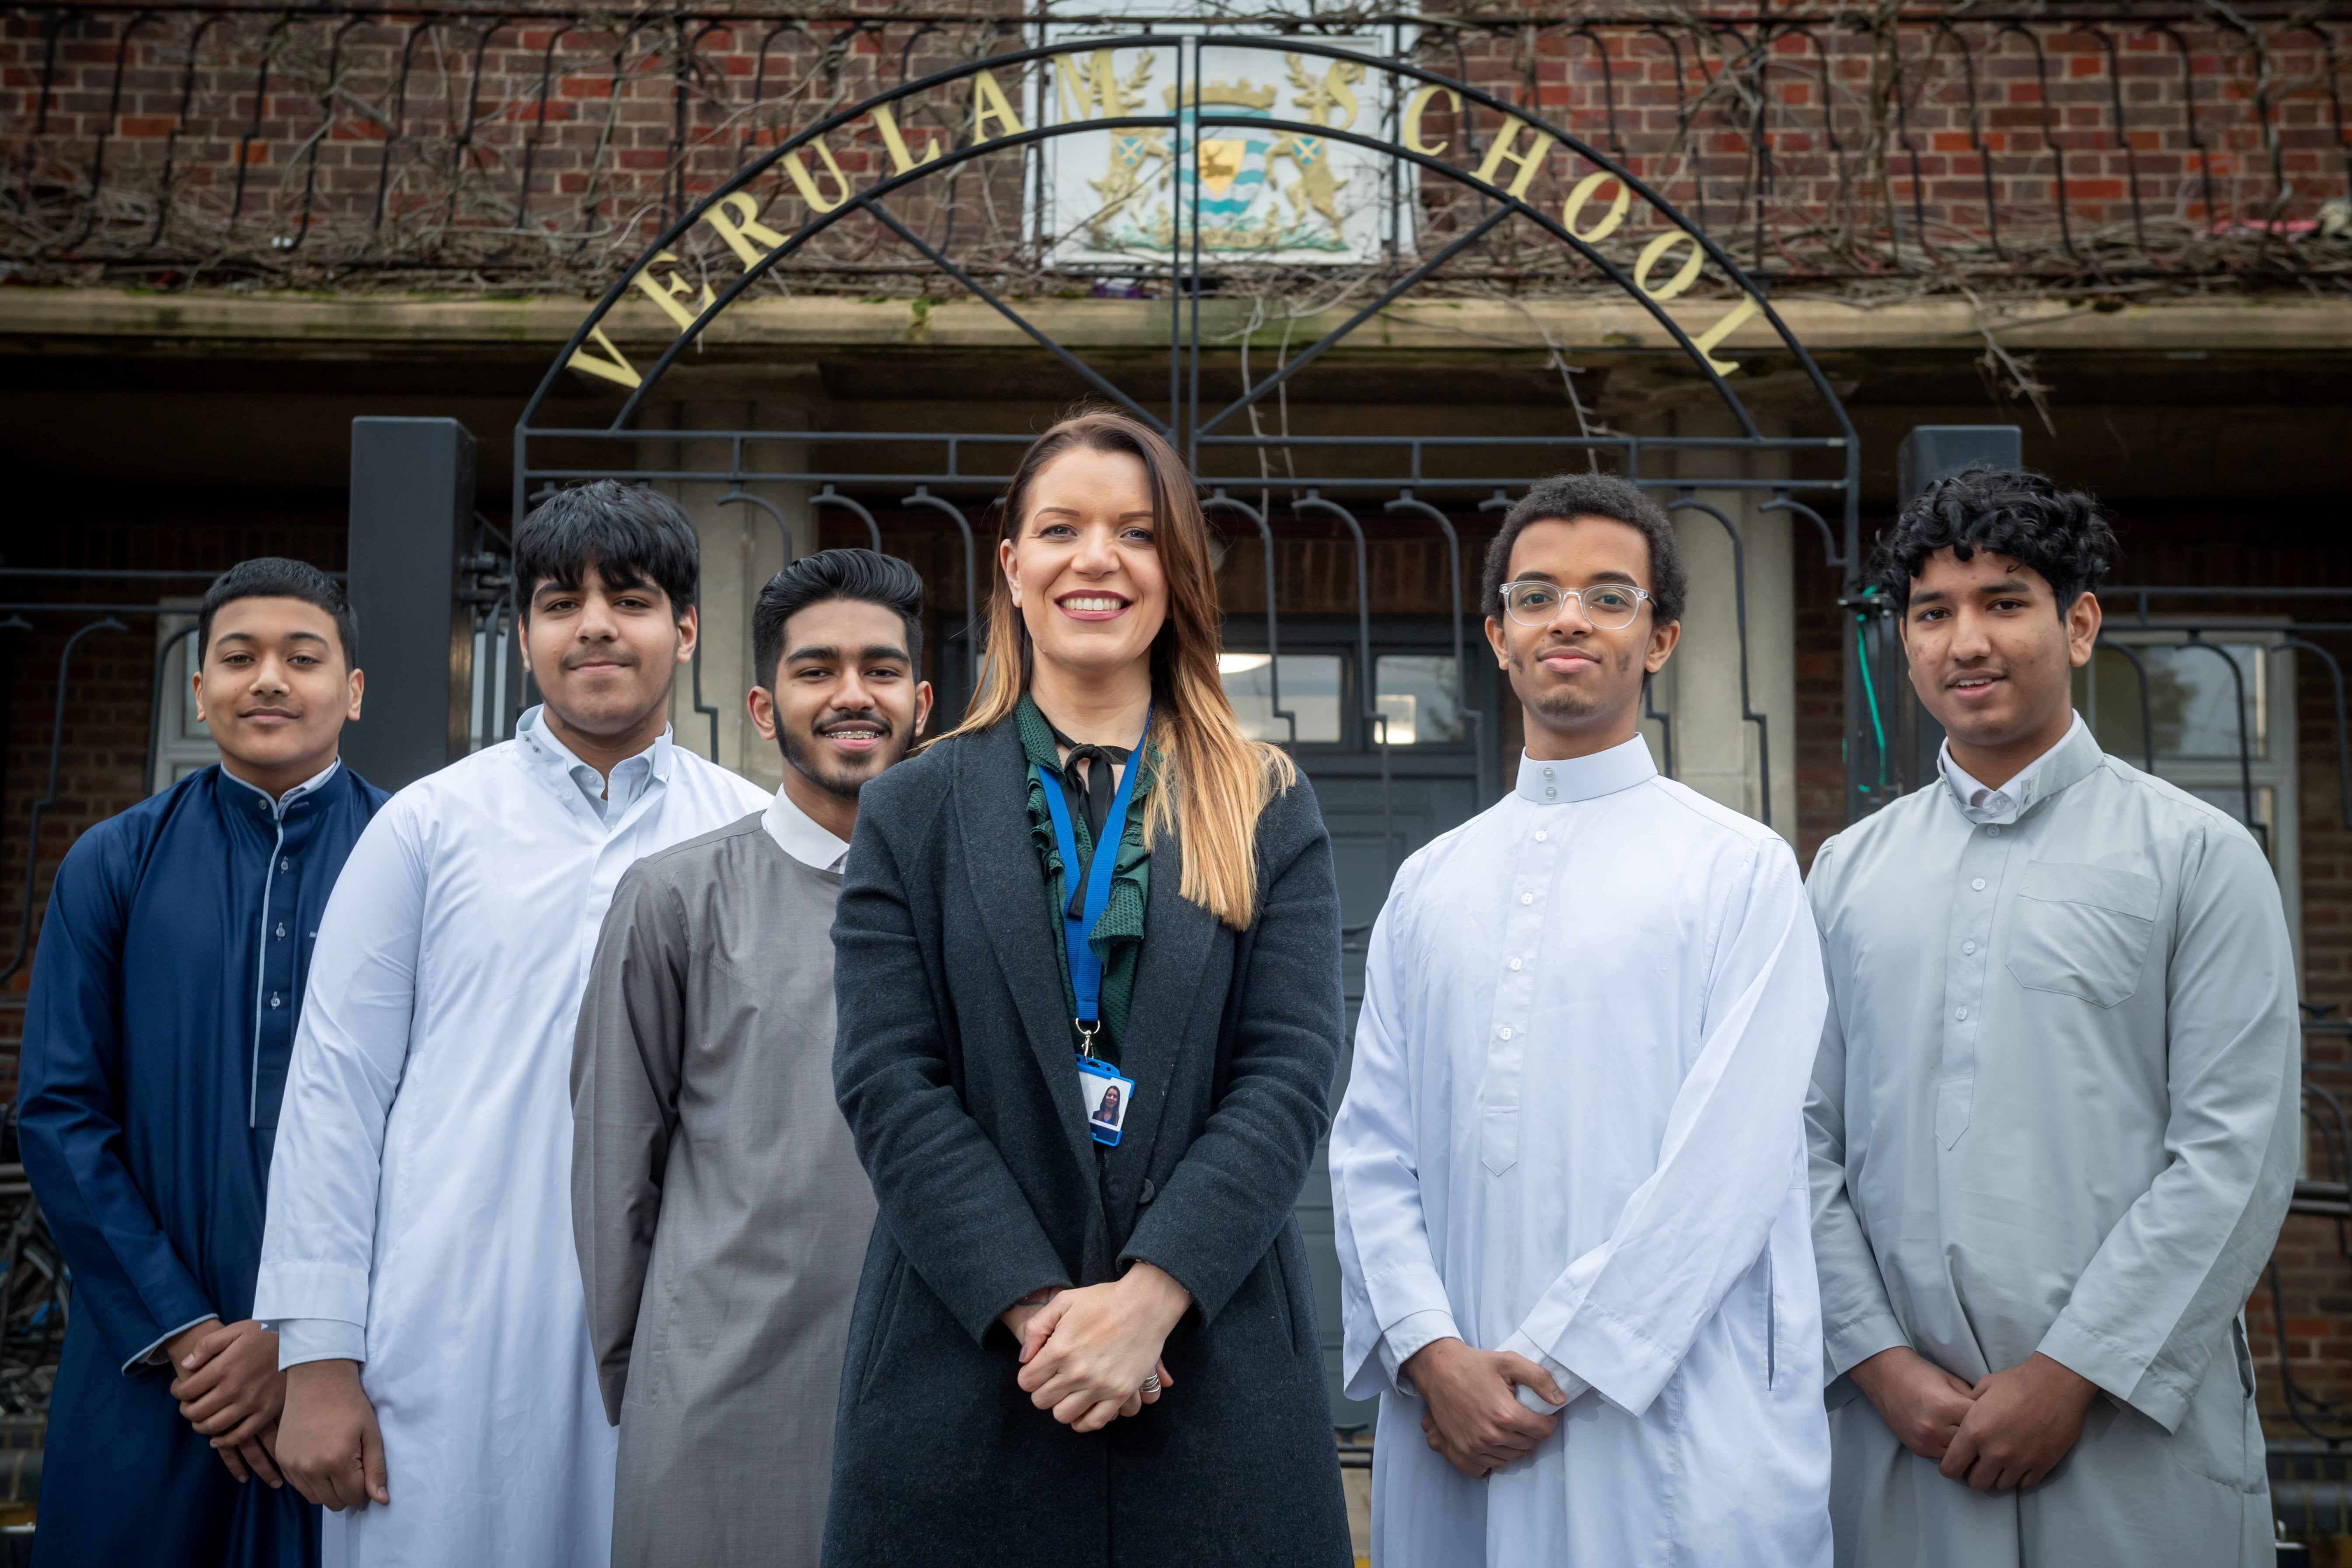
[1043, 47, 1385, 267]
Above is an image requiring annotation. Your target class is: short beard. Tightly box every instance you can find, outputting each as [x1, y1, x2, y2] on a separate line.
[777, 718, 905, 800]
[1510, 641, 1635, 726]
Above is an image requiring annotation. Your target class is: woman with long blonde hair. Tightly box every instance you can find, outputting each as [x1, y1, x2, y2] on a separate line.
[824, 410, 1352, 1565]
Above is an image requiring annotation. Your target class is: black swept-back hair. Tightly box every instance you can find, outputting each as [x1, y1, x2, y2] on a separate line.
[513, 480, 699, 619]
[1480, 472, 1689, 626]
[1872, 467, 2118, 617]
[198, 557, 357, 667]
[751, 548, 926, 688]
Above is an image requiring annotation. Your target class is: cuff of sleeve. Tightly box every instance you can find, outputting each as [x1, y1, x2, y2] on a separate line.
[125, 1314, 219, 1375]
[272, 1318, 366, 1371]
[1823, 1313, 1914, 1384]
[1498, 1330, 1592, 1415]
[2036, 1313, 2187, 1432]
[252, 1260, 374, 1328]
[1377, 1309, 1461, 1397]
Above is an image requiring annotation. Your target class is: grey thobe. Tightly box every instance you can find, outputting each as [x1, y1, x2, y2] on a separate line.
[1805, 722, 2298, 1568]
[573, 808, 877, 1568]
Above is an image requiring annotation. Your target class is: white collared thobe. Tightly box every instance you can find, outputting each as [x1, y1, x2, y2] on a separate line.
[1332, 738, 1833, 1568]
[255, 708, 767, 1567]
[1806, 720, 2297, 1568]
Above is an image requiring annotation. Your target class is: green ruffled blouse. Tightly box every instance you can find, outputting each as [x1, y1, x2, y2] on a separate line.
[1017, 694, 1155, 1065]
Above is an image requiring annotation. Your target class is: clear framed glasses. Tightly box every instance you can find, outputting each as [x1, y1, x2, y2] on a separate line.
[1499, 579, 1654, 629]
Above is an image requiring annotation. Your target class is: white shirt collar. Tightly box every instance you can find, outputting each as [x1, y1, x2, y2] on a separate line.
[763, 783, 852, 873]
[1514, 734, 1658, 806]
[516, 704, 670, 824]
[1939, 711, 2086, 826]
[218, 757, 341, 820]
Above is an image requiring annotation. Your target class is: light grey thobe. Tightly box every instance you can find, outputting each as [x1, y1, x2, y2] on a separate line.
[572, 794, 877, 1568]
[1805, 719, 2298, 1568]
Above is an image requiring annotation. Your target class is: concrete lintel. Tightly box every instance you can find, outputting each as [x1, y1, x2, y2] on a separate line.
[4, 288, 2352, 360]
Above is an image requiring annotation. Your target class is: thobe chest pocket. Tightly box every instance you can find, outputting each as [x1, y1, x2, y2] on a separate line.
[2004, 861, 2161, 1009]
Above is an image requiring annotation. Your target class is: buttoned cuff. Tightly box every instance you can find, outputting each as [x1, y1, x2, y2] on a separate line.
[1499, 1330, 1592, 1414]
[126, 1314, 219, 1375]
[272, 1318, 366, 1371]
[1377, 1309, 1461, 1396]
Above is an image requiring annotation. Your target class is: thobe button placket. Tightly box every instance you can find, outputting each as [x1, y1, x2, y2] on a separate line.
[1485, 809, 1555, 1179]
[1939, 827, 2015, 1149]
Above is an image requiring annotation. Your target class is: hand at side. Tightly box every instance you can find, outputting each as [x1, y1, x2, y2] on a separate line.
[1015, 1263, 1190, 1433]
[1939, 1352, 2098, 1492]
[1848, 1345, 1979, 1463]
[169, 1318, 287, 1487]
[275, 1360, 390, 1512]
[1403, 1338, 1566, 1478]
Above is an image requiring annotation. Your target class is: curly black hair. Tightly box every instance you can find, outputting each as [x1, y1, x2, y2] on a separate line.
[1481, 473, 1688, 626]
[1870, 467, 2118, 615]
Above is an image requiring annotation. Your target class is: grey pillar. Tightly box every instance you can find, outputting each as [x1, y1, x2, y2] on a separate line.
[1889, 425, 2021, 798]
[345, 417, 475, 791]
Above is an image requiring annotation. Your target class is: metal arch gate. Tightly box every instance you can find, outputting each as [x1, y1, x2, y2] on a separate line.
[505, 31, 1867, 1426]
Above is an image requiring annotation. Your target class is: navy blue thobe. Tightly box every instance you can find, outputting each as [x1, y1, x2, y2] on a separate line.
[17, 761, 386, 1568]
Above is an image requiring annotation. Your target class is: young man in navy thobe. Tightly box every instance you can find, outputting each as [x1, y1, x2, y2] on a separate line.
[17, 558, 385, 1567]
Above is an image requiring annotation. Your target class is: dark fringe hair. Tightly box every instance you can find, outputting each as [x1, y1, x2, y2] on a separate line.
[200, 557, 356, 667]
[514, 480, 699, 618]
[1871, 467, 2117, 615]
[752, 548, 927, 688]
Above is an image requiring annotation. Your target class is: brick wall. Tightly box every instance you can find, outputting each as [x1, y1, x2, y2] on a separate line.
[2, 5, 2342, 286]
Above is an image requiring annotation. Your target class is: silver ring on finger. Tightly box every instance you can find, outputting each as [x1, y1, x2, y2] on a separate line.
[1139, 1373, 1162, 1394]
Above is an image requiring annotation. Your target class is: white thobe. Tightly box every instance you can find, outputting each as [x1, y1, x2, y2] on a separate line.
[255, 709, 767, 1567]
[1331, 738, 1834, 1568]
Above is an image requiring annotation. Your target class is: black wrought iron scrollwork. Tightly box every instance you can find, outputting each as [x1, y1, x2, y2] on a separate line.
[810, 487, 883, 554]
[1, 619, 129, 987]
[899, 487, 976, 695]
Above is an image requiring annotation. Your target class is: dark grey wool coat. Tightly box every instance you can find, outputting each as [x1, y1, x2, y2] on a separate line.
[823, 716, 1353, 1568]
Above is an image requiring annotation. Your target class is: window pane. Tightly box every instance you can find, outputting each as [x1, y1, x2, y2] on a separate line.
[1220, 653, 1342, 744]
[2077, 643, 2266, 763]
[1373, 655, 1465, 745]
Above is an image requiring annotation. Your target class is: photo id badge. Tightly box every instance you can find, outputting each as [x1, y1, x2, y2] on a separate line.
[1076, 1054, 1134, 1147]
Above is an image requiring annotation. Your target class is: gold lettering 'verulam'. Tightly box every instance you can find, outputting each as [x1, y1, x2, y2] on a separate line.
[1053, 49, 1143, 122]
[1472, 116, 1556, 201]
[970, 69, 1025, 143]
[1559, 171, 1628, 243]
[782, 137, 853, 213]
[628, 250, 715, 332]
[870, 103, 942, 174]
[567, 326, 641, 389]
[703, 191, 788, 269]
[1400, 85, 1460, 156]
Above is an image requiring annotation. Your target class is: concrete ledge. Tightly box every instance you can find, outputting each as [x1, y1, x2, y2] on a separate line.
[3, 286, 2349, 358]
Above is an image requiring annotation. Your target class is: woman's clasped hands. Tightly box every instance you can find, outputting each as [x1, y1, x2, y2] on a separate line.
[1007, 1262, 1190, 1433]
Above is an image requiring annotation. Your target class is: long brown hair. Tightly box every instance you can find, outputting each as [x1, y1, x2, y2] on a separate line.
[940, 409, 1294, 929]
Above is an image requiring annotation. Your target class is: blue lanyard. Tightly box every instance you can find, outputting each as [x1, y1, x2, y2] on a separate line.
[1033, 705, 1151, 1055]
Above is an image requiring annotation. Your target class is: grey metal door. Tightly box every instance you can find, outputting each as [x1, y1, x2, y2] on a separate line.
[1232, 623, 1500, 1424]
